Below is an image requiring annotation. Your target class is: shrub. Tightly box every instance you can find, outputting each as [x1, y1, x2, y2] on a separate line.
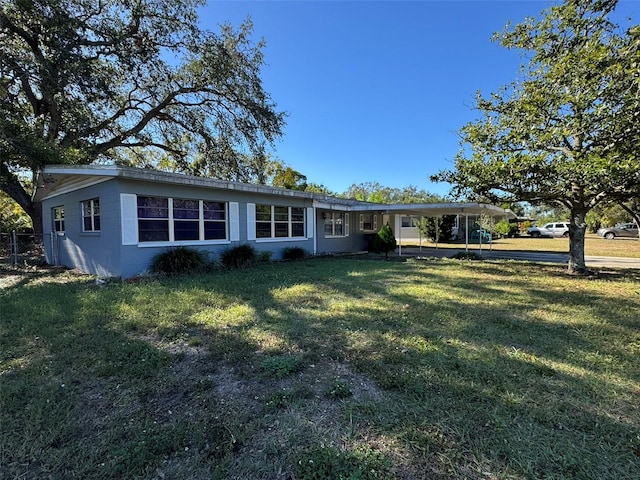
[258, 250, 273, 262]
[149, 247, 208, 275]
[372, 222, 397, 259]
[450, 251, 483, 261]
[219, 244, 257, 269]
[281, 246, 307, 261]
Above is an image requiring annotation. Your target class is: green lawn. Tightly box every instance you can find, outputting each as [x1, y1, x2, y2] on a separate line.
[1, 258, 639, 479]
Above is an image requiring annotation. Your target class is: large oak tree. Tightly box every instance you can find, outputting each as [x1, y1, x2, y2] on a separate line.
[1, 0, 285, 234]
[432, 0, 640, 274]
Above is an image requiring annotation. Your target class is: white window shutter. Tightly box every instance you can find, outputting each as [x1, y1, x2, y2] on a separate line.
[120, 194, 138, 245]
[306, 207, 314, 238]
[229, 202, 240, 241]
[374, 215, 378, 230]
[345, 213, 350, 236]
[247, 203, 256, 241]
[359, 214, 364, 231]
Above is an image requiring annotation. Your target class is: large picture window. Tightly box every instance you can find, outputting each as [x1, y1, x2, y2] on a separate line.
[256, 205, 305, 239]
[137, 196, 227, 243]
[324, 212, 349, 237]
[82, 198, 101, 232]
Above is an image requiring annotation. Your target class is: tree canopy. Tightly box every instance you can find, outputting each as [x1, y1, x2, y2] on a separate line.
[0, 0, 285, 232]
[343, 182, 443, 204]
[431, 0, 640, 274]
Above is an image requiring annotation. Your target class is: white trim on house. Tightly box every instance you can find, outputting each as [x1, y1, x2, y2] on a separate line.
[247, 203, 257, 241]
[121, 193, 139, 245]
[229, 202, 240, 242]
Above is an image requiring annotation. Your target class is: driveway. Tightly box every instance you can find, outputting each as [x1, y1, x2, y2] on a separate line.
[400, 247, 640, 269]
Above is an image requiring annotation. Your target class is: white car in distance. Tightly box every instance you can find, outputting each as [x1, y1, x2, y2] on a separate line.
[527, 222, 570, 238]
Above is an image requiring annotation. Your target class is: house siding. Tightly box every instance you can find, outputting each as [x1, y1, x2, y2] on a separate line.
[115, 179, 315, 278]
[36, 166, 514, 278]
[42, 179, 122, 277]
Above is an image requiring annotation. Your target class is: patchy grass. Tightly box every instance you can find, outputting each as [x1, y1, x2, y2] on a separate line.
[1, 258, 639, 479]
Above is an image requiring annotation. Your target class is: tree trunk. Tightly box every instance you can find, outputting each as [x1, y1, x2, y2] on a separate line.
[29, 201, 43, 236]
[568, 208, 589, 275]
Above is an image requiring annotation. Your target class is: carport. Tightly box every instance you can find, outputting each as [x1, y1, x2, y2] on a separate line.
[354, 202, 517, 255]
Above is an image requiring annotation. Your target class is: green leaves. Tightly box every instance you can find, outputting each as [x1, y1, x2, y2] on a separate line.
[431, 0, 640, 272]
[0, 0, 285, 225]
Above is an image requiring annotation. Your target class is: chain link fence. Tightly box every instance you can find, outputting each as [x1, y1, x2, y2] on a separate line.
[0, 231, 48, 267]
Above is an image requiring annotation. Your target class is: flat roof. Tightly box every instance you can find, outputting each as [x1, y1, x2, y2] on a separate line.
[35, 165, 515, 218]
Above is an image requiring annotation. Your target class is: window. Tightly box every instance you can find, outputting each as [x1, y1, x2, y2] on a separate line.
[138, 196, 169, 242]
[324, 212, 348, 237]
[203, 201, 227, 240]
[359, 214, 377, 231]
[256, 205, 305, 239]
[173, 198, 199, 241]
[137, 196, 228, 243]
[82, 198, 100, 232]
[401, 216, 416, 228]
[53, 206, 65, 233]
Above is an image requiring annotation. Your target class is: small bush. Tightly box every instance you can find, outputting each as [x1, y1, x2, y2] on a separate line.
[450, 251, 483, 261]
[372, 223, 397, 259]
[219, 244, 257, 269]
[258, 250, 273, 262]
[149, 247, 208, 275]
[281, 246, 308, 261]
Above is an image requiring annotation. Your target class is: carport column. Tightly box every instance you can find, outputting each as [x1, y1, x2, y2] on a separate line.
[395, 214, 402, 256]
[313, 208, 317, 255]
[465, 214, 469, 253]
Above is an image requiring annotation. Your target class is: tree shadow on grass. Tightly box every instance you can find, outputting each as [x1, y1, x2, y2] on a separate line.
[2, 257, 638, 479]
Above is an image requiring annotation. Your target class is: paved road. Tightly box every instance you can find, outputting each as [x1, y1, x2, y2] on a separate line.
[400, 247, 640, 269]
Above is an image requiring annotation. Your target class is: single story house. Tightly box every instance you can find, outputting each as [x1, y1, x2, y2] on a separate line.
[34, 165, 516, 278]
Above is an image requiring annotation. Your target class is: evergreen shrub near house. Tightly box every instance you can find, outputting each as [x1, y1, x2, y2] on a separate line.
[372, 222, 397, 259]
[219, 244, 257, 269]
[258, 250, 273, 263]
[149, 247, 209, 275]
[281, 246, 308, 261]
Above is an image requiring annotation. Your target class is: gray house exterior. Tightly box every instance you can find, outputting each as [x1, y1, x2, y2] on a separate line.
[35, 165, 515, 278]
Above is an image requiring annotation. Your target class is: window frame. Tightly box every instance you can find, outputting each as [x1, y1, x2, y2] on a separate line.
[81, 198, 101, 232]
[324, 211, 349, 238]
[136, 195, 228, 245]
[401, 216, 417, 228]
[53, 206, 65, 234]
[255, 204, 306, 240]
[359, 213, 378, 232]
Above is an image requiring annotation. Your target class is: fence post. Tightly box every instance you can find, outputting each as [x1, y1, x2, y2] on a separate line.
[11, 230, 18, 265]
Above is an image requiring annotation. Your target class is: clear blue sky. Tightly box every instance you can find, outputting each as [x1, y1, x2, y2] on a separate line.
[200, 1, 637, 198]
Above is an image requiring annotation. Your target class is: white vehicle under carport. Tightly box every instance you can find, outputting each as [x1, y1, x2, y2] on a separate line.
[527, 222, 570, 238]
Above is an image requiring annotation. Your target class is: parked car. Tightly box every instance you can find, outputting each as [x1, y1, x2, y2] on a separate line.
[470, 229, 492, 242]
[527, 222, 570, 238]
[596, 222, 639, 240]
